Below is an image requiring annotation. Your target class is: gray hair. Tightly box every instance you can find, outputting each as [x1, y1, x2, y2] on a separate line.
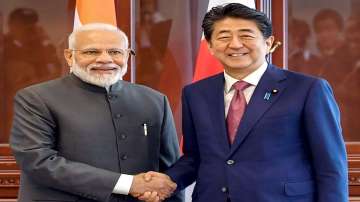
[68, 23, 129, 49]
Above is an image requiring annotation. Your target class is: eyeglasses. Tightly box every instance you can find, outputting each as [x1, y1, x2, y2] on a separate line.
[71, 48, 135, 59]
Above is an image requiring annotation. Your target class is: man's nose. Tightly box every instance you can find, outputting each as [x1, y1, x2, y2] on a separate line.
[228, 37, 244, 48]
[96, 51, 113, 63]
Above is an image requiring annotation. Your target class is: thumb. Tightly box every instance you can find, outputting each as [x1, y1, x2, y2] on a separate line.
[143, 172, 153, 182]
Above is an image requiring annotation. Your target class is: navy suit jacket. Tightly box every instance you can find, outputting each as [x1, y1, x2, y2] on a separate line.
[167, 64, 348, 202]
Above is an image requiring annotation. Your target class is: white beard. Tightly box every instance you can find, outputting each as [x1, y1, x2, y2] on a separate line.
[71, 60, 127, 88]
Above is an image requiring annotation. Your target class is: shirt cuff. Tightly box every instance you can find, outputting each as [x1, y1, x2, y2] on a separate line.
[113, 174, 134, 195]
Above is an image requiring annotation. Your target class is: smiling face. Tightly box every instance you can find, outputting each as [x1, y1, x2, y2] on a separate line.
[208, 17, 274, 79]
[64, 29, 129, 87]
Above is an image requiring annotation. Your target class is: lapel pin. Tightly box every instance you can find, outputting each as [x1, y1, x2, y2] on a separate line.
[264, 92, 271, 100]
[272, 89, 279, 94]
[143, 123, 148, 136]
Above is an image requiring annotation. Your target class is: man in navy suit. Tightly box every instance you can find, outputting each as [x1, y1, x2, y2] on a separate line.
[141, 3, 348, 202]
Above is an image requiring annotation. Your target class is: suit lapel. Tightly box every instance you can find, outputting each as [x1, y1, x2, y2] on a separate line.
[229, 65, 287, 156]
[204, 74, 231, 152]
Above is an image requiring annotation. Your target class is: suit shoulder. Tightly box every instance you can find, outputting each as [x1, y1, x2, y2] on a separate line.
[17, 76, 67, 96]
[184, 72, 223, 91]
[277, 66, 331, 90]
[280, 67, 323, 83]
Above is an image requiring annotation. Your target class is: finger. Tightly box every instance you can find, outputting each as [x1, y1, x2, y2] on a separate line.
[167, 180, 177, 190]
[158, 193, 167, 201]
[149, 191, 160, 202]
[158, 194, 166, 201]
[161, 180, 176, 193]
[157, 189, 172, 199]
[151, 180, 176, 197]
[139, 191, 160, 202]
[147, 171, 170, 179]
[138, 191, 152, 201]
[144, 172, 152, 182]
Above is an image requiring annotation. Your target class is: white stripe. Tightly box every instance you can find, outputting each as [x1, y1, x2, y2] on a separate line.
[73, 7, 83, 30]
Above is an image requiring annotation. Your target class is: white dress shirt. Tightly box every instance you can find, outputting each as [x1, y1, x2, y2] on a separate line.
[224, 62, 268, 117]
[113, 174, 133, 195]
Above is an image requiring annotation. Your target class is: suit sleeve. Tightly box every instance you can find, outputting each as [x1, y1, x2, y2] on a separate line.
[159, 96, 184, 202]
[166, 87, 199, 191]
[10, 89, 120, 202]
[304, 79, 348, 202]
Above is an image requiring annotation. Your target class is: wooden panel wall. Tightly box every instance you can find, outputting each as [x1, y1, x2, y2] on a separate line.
[0, 145, 19, 200]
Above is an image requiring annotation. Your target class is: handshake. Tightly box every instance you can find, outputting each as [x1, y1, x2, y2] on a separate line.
[129, 171, 177, 202]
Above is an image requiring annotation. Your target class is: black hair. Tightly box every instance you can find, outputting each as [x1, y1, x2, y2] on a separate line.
[202, 3, 272, 41]
[9, 8, 39, 25]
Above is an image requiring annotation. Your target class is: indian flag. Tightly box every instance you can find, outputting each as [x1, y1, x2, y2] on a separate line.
[74, 0, 117, 28]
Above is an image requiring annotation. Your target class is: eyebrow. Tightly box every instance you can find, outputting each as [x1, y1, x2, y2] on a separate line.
[217, 28, 256, 35]
[238, 28, 256, 33]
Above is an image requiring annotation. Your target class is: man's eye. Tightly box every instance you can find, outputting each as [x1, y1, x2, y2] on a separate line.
[108, 50, 123, 55]
[240, 35, 255, 39]
[218, 36, 231, 40]
[83, 50, 100, 55]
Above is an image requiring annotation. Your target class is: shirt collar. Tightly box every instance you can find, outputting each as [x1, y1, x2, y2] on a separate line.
[224, 62, 268, 93]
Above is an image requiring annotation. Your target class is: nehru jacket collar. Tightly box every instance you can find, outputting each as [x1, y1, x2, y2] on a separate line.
[69, 73, 123, 94]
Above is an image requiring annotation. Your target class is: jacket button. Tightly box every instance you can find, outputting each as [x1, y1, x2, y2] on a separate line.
[221, 187, 228, 193]
[227, 160, 235, 165]
[115, 114, 122, 118]
[121, 155, 128, 160]
[120, 134, 127, 139]
[108, 94, 118, 99]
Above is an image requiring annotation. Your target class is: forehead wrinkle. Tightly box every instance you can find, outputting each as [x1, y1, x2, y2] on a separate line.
[79, 43, 123, 50]
[75, 30, 125, 49]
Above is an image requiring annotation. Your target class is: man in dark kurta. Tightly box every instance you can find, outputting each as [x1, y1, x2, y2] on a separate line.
[10, 23, 183, 202]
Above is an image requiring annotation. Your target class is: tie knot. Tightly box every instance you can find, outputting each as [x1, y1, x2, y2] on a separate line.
[233, 81, 250, 91]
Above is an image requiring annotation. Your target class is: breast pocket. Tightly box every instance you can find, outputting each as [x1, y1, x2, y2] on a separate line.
[123, 121, 161, 164]
[126, 121, 160, 139]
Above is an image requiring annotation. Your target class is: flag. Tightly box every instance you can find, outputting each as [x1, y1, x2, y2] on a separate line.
[192, 0, 256, 82]
[74, 0, 117, 28]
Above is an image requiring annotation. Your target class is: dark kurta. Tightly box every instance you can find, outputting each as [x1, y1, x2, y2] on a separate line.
[10, 74, 183, 202]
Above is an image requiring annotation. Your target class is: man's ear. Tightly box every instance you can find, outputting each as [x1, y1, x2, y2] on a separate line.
[265, 36, 275, 54]
[207, 41, 215, 55]
[64, 49, 73, 67]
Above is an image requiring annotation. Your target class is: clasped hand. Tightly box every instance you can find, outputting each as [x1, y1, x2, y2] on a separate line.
[129, 171, 176, 202]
